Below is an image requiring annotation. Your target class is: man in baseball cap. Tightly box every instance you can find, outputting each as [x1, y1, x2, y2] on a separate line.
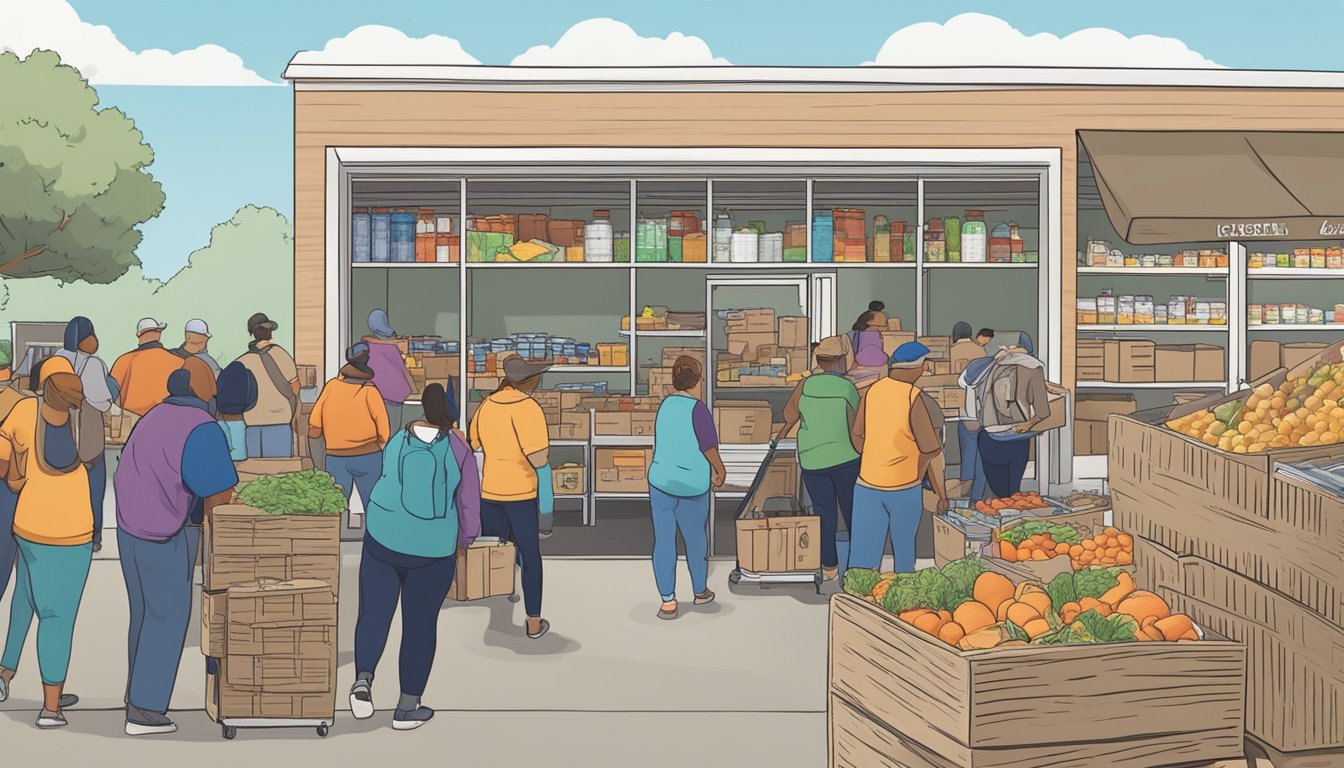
[236, 311, 300, 458]
[166, 319, 219, 413]
[174, 319, 220, 378]
[109, 318, 184, 416]
[847, 340, 948, 574]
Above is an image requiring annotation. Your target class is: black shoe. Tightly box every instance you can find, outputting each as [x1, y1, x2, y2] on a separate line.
[392, 705, 434, 731]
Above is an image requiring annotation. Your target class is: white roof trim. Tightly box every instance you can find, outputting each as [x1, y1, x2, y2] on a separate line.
[282, 62, 1344, 91]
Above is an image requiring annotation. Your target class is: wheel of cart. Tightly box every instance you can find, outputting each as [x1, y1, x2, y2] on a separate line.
[216, 718, 334, 739]
[728, 431, 821, 593]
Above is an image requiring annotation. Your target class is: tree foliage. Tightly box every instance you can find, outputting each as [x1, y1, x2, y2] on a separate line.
[0, 205, 294, 364]
[0, 50, 165, 283]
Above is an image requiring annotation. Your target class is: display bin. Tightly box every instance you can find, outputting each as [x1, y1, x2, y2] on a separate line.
[827, 593, 1247, 768]
[1135, 536, 1344, 754]
[1110, 412, 1344, 626]
[203, 505, 341, 594]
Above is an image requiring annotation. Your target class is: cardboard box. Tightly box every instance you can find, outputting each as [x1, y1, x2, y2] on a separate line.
[661, 347, 706, 368]
[1249, 340, 1282, 380]
[203, 505, 341, 593]
[1110, 415, 1344, 625]
[735, 516, 821, 573]
[420, 355, 459, 381]
[594, 448, 652, 493]
[549, 409, 590, 442]
[786, 349, 811, 376]
[829, 594, 1246, 768]
[1283, 342, 1328, 371]
[1104, 340, 1156, 383]
[1135, 539, 1344, 752]
[726, 308, 775, 334]
[932, 514, 992, 567]
[225, 578, 336, 631]
[234, 458, 309, 486]
[224, 654, 334, 694]
[1155, 344, 1226, 382]
[446, 540, 516, 601]
[1077, 339, 1106, 381]
[1075, 393, 1138, 422]
[204, 554, 340, 596]
[916, 336, 951, 360]
[1193, 344, 1226, 382]
[594, 411, 632, 435]
[552, 463, 585, 495]
[546, 219, 584, 248]
[207, 662, 334, 721]
[202, 590, 227, 658]
[726, 332, 777, 362]
[777, 316, 809, 348]
[880, 331, 917, 358]
[630, 410, 656, 436]
[713, 400, 773, 444]
[887, 317, 903, 331]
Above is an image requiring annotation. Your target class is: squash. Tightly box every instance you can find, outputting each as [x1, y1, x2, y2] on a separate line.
[898, 608, 934, 624]
[1115, 591, 1171, 625]
[913, 612, 949, 636]
[1005, 602, 1041, 627]
[1014, 581, 1046, 601]
[995, 599, 1014, 622]
[958, 624, 1010, 651]
[953, 601, 997, 634]
[1059, 601, 1081, 624]
[1155, 614, 1195, 642]
[1019, 591, 1052, 617]
[1022, 618, 1051, 639]
[1000, 541, 1018, 562]
[973, 573, 1015, 610]
[938, 621, 966, 646]
[1099, 572, 1137, 606]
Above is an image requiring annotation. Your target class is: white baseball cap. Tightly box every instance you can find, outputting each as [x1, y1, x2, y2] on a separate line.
[136, 317, 167, 336]
[185, 319, 211, 338]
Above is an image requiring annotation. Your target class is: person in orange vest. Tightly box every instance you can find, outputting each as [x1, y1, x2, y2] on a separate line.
[848, 342, 948, 573]
[109, 319, 183, 417]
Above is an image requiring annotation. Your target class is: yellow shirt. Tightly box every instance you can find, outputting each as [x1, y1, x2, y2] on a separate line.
[0, 398, 93, 545]
[858, 377, 923, 492]
[309, 377, 390, 456]
[469, 389, 548, 502]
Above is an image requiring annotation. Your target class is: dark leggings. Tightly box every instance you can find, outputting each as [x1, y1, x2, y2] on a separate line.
[481, 499, 543, 617]
[801, 459, 860, 569]
[978, 432, 1031, 498]
[354, 536, 456, 698]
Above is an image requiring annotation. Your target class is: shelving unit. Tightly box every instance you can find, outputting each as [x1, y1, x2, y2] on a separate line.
[1075, 381, 1225, 390]
[1248, 268, 1344, 279]
[1077, 324, 1228, 332]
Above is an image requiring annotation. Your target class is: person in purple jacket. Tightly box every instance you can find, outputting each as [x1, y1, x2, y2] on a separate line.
[349, 381, 479, 731]
[114, 370, 237, 736]
[364, 309, 415, 433]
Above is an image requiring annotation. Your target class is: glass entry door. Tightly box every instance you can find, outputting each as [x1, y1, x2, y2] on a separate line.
[706, 273, 834, 556]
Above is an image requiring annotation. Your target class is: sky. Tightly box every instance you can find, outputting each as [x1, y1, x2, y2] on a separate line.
[7, 0, 1344, 279]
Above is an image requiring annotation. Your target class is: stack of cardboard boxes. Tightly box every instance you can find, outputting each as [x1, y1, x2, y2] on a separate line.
[1073, 393, 1137, 456]
[1077, 339, 1226, 383]
[719, 309, 811, 388]
[906, 334, 964, 417]
[202, 500, 340, 722]
[1249, 340, 1328, 380]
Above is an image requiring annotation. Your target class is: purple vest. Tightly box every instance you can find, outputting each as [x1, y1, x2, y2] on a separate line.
[365, 338, 413, 404]
[114, 403, 216, 541]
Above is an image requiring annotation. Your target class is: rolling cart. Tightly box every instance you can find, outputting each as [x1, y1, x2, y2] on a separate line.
[218, 718, 332, 740]
[727, 435, 823, 593]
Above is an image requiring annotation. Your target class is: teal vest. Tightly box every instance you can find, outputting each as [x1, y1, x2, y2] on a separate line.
[649, 395, 711, 497]
[367, 429, 462, 558]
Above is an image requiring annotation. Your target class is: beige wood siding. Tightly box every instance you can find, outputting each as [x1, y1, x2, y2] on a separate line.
[292, 87, 1344, 386]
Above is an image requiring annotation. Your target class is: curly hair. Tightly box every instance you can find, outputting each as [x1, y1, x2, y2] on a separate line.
[672, 355, 703, 392]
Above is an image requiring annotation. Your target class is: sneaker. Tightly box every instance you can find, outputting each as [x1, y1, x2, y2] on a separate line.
[349, 680, 374, 720]
[526, 618, 550, 640]
[125, 704, 177, 736]
[392, 705, 434, 731]
[657, 601, 679, 620]
[36, 710, 67, 729]
[694, 589, 716, 606]
[0, 675, 8, 703]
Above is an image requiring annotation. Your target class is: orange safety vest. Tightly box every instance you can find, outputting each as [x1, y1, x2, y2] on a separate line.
[859, 377, 922, 491]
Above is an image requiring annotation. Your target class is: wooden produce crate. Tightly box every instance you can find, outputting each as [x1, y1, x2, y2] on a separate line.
[828, 593, 1246, 768]
[203, 505, 340, 593]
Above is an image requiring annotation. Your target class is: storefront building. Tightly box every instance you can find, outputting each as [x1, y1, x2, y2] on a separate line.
[283, 62, 1344, 550]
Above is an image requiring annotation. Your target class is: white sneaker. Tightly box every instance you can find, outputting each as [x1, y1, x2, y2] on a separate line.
[0, 675, 8, 703]
[125, 720, 177, 736]
[36, 710, 67, 729]
[349, 681, 374, 720]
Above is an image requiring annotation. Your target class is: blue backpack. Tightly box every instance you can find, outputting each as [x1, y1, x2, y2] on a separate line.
[371, 428, 460, 521]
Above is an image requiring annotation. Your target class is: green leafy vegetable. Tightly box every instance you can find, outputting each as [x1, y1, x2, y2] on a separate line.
[881, 568, 962, 613]
[1073, 567, 1124, 600]
[1213, 399, 1244, 427]
[997, 521, 1082, 547]
[843, 568, 882, 598]
[236, 469, 346, 516]
[1046, 572, 1078, 610]
[941, 555, 986, 601]
[1073, 610, 1138, 643]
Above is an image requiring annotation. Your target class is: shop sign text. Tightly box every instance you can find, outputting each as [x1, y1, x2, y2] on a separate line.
[1215, 221, 1290, 239]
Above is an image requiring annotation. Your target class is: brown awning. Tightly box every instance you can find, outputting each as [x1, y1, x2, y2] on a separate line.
[1079, 130, 1344, 244]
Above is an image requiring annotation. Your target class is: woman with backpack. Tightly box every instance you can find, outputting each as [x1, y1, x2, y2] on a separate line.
[0, 371, 93, 728]
[350, 382, 479, 731]
[966, 333, 1052, 498]
[647, 356, 723, 620]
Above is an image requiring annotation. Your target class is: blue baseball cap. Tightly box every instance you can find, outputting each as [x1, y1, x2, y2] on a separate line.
[890, 341, 931, 369]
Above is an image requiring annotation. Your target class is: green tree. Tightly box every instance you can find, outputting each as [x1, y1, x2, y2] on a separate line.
[0, 205, 294, 364]
[0, 49, 165, 283]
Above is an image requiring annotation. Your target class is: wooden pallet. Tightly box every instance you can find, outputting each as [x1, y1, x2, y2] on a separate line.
[1246, 737, 1344, 768]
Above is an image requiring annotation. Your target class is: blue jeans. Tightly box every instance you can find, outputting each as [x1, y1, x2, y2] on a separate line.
[979, 433, 1031, 498]
[245, 424, 293, 458]
[1, 538, 93, 685]
[480, 499, 543, 617]
[119, 527, 195, 714]
[957, 422, 987, 501]
[849, 484, 922, 573]
[648, 487, 709, 601]
[355, 536, 455, 698]
[0, 483, 16, 604]
[801, 459, 860, 570]
[327, 452, 382, 508]
[88, 456, 106, 546]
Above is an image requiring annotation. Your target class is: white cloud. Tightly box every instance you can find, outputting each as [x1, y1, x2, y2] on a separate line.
[0, 0, 278, 85]
[867, 13, 1221, 68]
[290, 25, 480, 66]
[511, 18, 729, 66]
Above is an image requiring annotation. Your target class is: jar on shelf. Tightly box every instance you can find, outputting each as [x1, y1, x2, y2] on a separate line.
[352, 207, 371, 263]
[873, 215, 891, 263]
[415, 208, 437, 263]
[614, 231, 631, 263]
[1329, 248, 1344, 269]
[944, 215, 961, 262]
[585, 210, 614, 262]
[435, 233, 456, 263]
[1135, 295, 1155, 325]
[714, 214, 734, 262]
[731, 229, 760, 263]
[370, 207, 391, 263]
[924, 218, 946, 262]
[1008, 222, 1024, 262]
[989, 223, 1012, 263]
[390, 208, 416, 263]
[889, 221, 906, 262]
[1294, 248, 1311, 269]
[961, 210, 987, 263]
[811, 211, 833, 263]
[1312, 248, 1328, 269]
